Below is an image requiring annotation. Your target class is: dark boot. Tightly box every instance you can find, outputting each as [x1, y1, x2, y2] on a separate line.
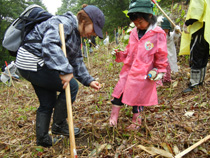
[183, 67, 206, 93]
[36, 111, 52, 147]
[52, 120, 80, 136]
[183, 85, 194, 93]
[52, 98, 80, 136]
[183, 83, 202, 93]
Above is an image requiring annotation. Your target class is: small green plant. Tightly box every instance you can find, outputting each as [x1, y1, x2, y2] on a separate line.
[17, 115, 27, 121]
[122, 133, 130, 138]
[185, 55, 189, 63]
[108, 87, 113, 100]
[194, 96, 199, 101]
[172, 3, 186, 26]
[97, 94, 103, 108]
[35, 147, 44, 152]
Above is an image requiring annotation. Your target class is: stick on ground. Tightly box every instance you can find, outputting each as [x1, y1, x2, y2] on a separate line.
[175, 135, 210, 158]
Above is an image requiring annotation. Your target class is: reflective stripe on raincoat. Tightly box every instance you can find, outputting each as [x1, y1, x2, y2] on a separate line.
[179, 0, 210, 55]
[112, 25, 168, 106]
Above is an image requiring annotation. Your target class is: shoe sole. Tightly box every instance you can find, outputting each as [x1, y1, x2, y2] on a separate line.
[52, 131, 80, 137]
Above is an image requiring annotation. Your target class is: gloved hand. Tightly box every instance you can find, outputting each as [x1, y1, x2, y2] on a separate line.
[175, 25, 181, 34]
[183, 24, 189, 34]
[153, 73, 164, 81]
[111, 49, 118, 55]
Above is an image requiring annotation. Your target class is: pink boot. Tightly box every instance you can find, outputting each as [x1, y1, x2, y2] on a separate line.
[126, 113, 141, 131]
[109, 105, 121, 127]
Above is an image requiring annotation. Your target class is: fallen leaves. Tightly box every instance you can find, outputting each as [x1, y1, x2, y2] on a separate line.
[1, 45, 210, 157]
[137, 145, 174, 157]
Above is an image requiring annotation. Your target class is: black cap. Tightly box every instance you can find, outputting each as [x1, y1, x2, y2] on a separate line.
[83, 5, 105, 39]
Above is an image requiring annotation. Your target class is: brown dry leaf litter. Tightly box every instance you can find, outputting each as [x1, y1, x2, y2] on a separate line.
[0, 44, 210, 158]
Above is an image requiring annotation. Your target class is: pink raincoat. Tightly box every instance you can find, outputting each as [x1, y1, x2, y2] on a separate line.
[112, 25, 168, 106]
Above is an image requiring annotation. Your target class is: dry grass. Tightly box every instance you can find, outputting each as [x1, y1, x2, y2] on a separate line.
[0, 43, 210, 157]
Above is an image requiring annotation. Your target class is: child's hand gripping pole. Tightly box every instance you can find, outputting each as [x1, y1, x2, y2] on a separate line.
[151, 0, 182, 34]
[59, 24, 77, 158]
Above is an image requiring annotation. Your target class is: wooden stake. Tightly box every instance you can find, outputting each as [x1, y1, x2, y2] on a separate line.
[151, 0, 182, 34]
[5, 61, 15, 88]
[175, 135, 210, 158]
[81, 39, 84, 57]
[85, 39, 90, 69]
[59, 24, 77, 158]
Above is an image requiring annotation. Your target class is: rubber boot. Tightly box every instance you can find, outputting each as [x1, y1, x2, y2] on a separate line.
[183, 68, 205, 93]
[183, 85, 194, 93]
[109, 105, 121, 126]
[52, 98, 80, 136]
[126, 113, 141, 131]
[36, 111, 53, 147]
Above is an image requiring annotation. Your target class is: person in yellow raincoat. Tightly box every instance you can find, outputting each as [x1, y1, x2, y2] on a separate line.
[179, 0, 210, 93]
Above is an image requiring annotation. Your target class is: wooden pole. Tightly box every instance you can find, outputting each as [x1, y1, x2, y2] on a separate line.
[85, 39, 90, 69]
[151, 0, 182, 34]
[5, 61, 15, 88]
[175, 135, 210, 158]
[59, 24, 77, 158]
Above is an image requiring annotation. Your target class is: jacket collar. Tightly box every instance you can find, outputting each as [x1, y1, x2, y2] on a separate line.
[145, 23, 157, 33]
[63, 11, 78, 28]
[135, 23, 157, 35]
[134, 23, 157, 40]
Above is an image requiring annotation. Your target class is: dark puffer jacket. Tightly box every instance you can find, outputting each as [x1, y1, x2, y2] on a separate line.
[22, 11, 94, 86]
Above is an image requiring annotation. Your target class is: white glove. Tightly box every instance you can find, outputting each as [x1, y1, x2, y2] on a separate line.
[175, 25, 181, 33]
[157, 16, 164, 23]
[111, 49, 119, 55]
[153, 73, 164, 81]
[111, 50, 116, 55]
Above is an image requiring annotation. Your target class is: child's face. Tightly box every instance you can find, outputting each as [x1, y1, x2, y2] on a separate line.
[163, 29, 169, 34]
[133, 18, 150, 30]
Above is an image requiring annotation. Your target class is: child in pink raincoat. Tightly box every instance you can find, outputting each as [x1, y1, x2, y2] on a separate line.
[109, 0, 168, 131]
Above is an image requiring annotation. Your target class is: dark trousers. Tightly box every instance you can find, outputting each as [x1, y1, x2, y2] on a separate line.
[190, 26, 209, 69]
[111, 94, 144, 113]
[18, 65, 78, 114]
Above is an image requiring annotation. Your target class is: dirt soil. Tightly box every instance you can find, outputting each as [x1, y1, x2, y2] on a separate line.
[0, 43, 210, 158]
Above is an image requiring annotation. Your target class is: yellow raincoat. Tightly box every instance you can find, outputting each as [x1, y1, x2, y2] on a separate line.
[179, 0, 210, 55]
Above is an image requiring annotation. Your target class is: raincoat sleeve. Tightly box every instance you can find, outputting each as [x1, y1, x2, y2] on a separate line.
[42, 18, 94, 86]
[115, 49, 128, 63]
[42, 19, 73, 74]
[186, 0, 204, 21]
[70, 55, 95, 86]
[154, 33, 168, 73]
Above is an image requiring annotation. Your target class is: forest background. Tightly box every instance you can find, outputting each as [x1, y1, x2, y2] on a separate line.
[0, 0, 186, 67]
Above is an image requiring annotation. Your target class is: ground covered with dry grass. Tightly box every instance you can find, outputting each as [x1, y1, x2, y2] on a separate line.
[0, 43, 210, 158]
